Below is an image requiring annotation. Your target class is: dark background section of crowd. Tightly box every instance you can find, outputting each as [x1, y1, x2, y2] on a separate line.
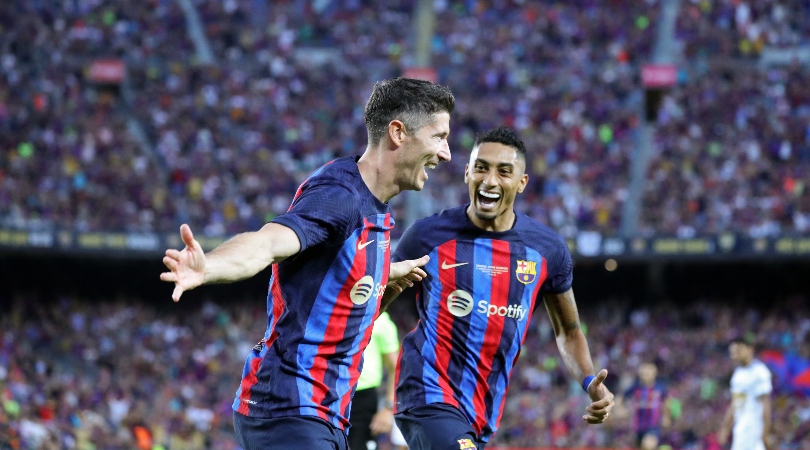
[2, 252, 808, 308]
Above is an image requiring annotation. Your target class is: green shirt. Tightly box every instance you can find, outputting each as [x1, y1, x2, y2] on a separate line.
[356, 312, 400, 391]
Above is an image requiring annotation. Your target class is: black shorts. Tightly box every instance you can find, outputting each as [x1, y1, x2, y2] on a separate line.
[233, 411, 348, 450]
[348, 387, 378, 449]
[395, 403, 486, 450]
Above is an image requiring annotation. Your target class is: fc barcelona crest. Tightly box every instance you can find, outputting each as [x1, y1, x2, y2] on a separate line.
[457, 439, 476, 450]
[515, 260, 537, 284]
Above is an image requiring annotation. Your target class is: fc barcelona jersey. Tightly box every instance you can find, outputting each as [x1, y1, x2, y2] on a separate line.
[393, 205, 572, 441]
[232, 156, 393, 430]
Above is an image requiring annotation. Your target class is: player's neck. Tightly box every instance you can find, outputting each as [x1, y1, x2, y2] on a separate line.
[466, 206, 517, 232]
[741, 357, 754, 367]
[357, 151, 399, 203]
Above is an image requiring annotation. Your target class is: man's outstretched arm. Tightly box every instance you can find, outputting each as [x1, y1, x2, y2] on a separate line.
[160, 223, 301, 301]
[543, 288, 614, 424]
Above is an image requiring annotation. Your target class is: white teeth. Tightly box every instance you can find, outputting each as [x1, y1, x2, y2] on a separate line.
[425, 163, 436, 169]
[479, 190, 500, 199]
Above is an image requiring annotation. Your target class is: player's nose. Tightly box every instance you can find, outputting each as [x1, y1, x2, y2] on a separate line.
[438, 141, 451, 163]
[483, 169, 498, 187]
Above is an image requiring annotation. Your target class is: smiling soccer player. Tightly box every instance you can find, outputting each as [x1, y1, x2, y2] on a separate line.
[383, 127, 615, 449]
[161, 78, 454, 450]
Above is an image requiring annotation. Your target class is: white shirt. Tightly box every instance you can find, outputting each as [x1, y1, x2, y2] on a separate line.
[730, 359, 772, 450]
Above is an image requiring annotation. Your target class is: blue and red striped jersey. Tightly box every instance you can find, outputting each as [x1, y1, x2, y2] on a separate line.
[393, 205, 572, 441]
[624, 383, 667, 431]
[232, 156, 393, 430]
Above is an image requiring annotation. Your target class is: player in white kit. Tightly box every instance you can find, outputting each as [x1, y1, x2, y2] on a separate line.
[718, 337, 773, 450]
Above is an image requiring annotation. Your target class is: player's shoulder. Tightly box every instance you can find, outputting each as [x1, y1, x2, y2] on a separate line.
[305, 157, 359, 187]
[412, 205, 469, 229]
[514, 212, 568, 250]
[374, 311, 397, 333]
[300, 157, 364, 198]
[376, 311, 394, 326]
[751, 359, 772, 376]
[399, 205, 468, 248]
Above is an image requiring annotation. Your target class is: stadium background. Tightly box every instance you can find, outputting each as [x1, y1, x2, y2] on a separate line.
[1, 0, 809, 449]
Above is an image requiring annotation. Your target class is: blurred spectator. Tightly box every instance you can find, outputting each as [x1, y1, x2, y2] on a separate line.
[2, 294, 810, 448]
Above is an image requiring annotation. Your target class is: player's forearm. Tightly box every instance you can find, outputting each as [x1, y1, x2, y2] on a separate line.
[556, 328, 596, 382]
[720, 404, 734, 433]
[381, 351, 399, 407]
[762, 396, 772, 436]
[203, 231, 275, 284]
[384, 370, 396, 407]
[543, 290, 595, 381]
[379, 289, 401, 312]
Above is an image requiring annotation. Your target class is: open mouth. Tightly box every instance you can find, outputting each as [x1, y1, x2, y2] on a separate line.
[422, 162, 437, 180]
[477, 189, 501, 210]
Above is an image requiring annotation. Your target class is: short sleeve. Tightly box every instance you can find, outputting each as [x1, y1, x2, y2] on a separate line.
[271, 180, 359, 251]
[543, 234, 573, 294]
[374, 312, 401, 355]
[752, 365, 772, 397]
[392, 220, 426, 263]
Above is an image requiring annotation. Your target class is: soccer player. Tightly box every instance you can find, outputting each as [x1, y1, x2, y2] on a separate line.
[383, 127, 615, 449]
[617, 362, 671, 450]
[348, 311, 399, 450]
[718, 337, 773, 450]
[160, 78, 454, 450]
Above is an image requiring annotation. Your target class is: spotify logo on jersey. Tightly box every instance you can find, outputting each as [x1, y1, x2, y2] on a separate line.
[350, 275, 375, 305]
[446, 290, 474, 317]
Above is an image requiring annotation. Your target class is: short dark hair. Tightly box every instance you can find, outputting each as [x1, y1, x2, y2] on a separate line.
[364, 77, 455, 145]
[473, 126, 527, 163]
[730, 335, 757, 348]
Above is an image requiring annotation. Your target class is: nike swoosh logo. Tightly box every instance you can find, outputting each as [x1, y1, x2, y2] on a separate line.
[357, 240, 375, 250]
[441, 260, 468, 270]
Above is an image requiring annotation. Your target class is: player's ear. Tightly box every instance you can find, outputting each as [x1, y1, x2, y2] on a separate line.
[388, 120, 407, 148]
[464, 164, 470, 184]
[517, 173, 529, 193]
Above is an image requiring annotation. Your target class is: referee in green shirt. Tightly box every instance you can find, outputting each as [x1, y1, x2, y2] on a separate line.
[349, 312, 400, 450]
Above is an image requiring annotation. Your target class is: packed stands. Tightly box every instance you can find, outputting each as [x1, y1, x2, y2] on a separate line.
[2, 295, 809, 448]
[3, 1, 808, 238]
[640, 1, 810, 237]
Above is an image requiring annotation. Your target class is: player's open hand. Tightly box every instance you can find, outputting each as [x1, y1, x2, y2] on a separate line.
[583, 369, 614, 424]
[369, 407, 394, 436]
[389, 255, 429, 283]
[160, 224, 206, 302]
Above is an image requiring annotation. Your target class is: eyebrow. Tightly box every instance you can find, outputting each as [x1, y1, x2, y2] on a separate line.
[474, 158, 514, 169]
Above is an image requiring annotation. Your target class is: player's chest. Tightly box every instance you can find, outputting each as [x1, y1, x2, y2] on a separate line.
[730, 371, 757, 393]
[423, 239, 546, 323]
[431, 239, 545, 288]
[347, 213, 394, 257]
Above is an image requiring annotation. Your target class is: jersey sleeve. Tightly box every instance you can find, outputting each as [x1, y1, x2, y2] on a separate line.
[270, 180, 359, 252]
[374, 312, 401, 355]
[752, 365, 773, 397]
[392, 220, 426, 263]
[543, 233, 573, 294]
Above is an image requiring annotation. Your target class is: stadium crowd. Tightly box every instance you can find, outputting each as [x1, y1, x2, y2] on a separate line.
[641, 0, 810, 237]
[1, 295, 809, 449]
[2, 0, 809, 238]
